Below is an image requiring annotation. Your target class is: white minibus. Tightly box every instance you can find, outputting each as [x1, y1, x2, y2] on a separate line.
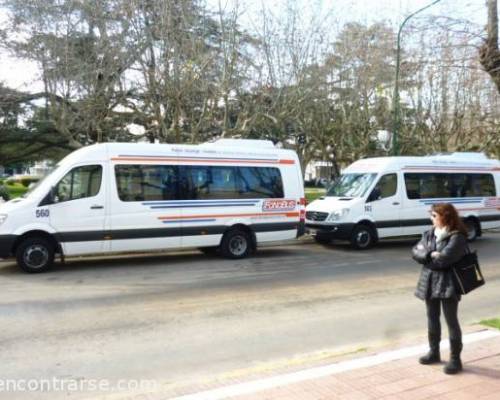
[306, 153, 500, 249]
[0, 140, 305, 272]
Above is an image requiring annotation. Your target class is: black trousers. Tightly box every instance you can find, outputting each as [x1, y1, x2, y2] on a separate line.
[425, 297, 462, 342]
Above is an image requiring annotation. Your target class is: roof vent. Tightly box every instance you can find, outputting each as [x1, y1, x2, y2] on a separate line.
[436, 151, 489, 160]
[203, 139, 275, 148]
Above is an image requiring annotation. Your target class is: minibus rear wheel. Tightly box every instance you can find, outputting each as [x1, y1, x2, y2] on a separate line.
[350, 224, 375, 250]
[220, 229, 251, 259]
[15, 236, 55, 273]
[464, 218, 480, 242]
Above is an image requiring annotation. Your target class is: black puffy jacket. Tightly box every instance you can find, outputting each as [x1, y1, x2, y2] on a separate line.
[412, 229, 467, 300]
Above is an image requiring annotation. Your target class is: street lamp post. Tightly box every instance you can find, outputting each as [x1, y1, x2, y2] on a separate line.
[392, 0, 442, 156]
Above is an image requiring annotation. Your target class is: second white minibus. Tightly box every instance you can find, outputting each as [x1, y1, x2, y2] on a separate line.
[306, 153, 500, 249]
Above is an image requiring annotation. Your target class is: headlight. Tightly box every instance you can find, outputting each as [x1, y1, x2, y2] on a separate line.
[326, 208, 350, 222]
[0, 214, 7, 226]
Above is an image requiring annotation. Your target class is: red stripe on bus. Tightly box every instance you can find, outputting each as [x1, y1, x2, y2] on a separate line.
[111, 157, 295, 165]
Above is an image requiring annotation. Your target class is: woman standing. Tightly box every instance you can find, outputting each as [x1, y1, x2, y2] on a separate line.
[412, 203, 468, 374]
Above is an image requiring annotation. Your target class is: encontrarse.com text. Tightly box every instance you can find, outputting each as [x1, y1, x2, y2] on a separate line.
[0, 378, 158, 392]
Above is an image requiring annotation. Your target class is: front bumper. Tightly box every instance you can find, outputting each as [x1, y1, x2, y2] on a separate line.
[0, 235, 16, 258]
[305, 222, 355, 240]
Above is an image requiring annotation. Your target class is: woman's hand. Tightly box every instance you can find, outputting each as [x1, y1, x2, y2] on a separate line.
[431, 251, 441, 259]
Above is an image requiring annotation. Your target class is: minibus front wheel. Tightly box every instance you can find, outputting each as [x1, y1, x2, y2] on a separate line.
[350, 224, 376, 250]
[15, 236, 55, 273]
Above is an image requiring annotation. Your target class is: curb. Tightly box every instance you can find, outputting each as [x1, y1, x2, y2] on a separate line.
[169, 329, 500, 400]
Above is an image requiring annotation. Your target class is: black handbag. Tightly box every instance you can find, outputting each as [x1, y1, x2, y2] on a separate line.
[452, 248, 485, 295]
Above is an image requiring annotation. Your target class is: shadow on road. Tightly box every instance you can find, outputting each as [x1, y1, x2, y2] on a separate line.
[0, 247, 300, 276]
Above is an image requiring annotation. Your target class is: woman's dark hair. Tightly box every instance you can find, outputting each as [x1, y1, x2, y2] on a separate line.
[431, 203, 467, 235]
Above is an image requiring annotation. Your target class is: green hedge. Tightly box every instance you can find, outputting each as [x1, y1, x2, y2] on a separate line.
[305, 188, 326, 204]
[6, 183, 29, 199]
[0, 185, 10, 201]
[20, 177, 39, 187]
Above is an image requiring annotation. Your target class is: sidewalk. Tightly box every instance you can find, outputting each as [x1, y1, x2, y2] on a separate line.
[171, 329, 500, 400]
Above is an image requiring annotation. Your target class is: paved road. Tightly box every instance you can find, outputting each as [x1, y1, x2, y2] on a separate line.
[0, 232, 499, 399]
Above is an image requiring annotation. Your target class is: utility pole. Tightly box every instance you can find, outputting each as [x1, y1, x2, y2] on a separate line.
[392, 0, 442, 155]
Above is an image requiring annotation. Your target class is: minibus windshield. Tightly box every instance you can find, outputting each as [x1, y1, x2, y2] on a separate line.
[22, 166, 58, 198]
[326, 173, 377, 197]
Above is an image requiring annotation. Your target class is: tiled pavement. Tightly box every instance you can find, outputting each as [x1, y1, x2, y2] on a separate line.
[171, 329, 500, 400]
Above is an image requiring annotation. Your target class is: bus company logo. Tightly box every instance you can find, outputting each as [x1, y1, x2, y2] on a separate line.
[484, 198, 500, 208]
[262, 199, 296, 211]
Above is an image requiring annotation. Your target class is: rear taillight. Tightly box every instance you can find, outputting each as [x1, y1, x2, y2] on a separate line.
[299, 197, 306, 221]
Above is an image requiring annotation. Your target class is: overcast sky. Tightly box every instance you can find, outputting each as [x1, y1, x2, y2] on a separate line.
[0, 0, 488, 91]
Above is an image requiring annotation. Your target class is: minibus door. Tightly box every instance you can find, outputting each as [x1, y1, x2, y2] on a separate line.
[48, 164, 106, 255]
[365, 172, 402, 237]
[109, 164, 182, 253]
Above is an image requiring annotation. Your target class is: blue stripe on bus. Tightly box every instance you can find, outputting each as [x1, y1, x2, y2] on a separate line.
[418, 198, 483, 201]
[151, 204, 258, 209]
[142, 200, 260, 205]
[419, 199, 483, 205]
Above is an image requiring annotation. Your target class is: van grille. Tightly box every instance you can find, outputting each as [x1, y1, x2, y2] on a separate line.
[306, 211, 329, 222]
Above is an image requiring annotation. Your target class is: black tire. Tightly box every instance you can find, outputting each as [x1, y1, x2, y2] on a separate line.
[464, 219, 480, 242]
[314, 233, 332, 245]
[350, 224, 375, 250]
[220, 229, 251, 259]
[199, 246, 219, 256]
[15, 236, 55, 273]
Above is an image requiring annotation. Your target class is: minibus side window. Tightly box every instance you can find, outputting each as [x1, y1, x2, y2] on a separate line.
[55, 165, 102, 202]
[465, 174, 496, 197]
[404, 173, 496, 199]
[179, 166, 284, 200]
[367, 173, 397, 202]
[237, 167, 284, 198]
[183, 166, 211, 200]
[115, 165, 178, 201]
[210, 167, 238, 199]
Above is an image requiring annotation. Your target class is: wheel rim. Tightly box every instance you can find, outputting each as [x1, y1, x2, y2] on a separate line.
[465, 221, 476, 240]
[356, 230, 371, 248]
[229, 235, 247, 256]
[23, 245, 49, 269]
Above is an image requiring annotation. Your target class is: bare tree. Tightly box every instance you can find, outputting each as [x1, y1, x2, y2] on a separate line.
[480, 0, 500, 92]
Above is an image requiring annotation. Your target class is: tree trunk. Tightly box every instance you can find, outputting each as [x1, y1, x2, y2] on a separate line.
[480, 0, 500, 92]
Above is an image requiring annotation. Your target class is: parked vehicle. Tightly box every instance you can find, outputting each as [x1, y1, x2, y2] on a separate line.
[0, 140, 305, 272]
[306, 153, 500, 249]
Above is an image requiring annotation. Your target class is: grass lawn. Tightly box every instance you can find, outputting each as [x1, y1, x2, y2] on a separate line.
[305, 187, 326, 203]
[480, 318, 500, 330]
[5, 183, 29, 199]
